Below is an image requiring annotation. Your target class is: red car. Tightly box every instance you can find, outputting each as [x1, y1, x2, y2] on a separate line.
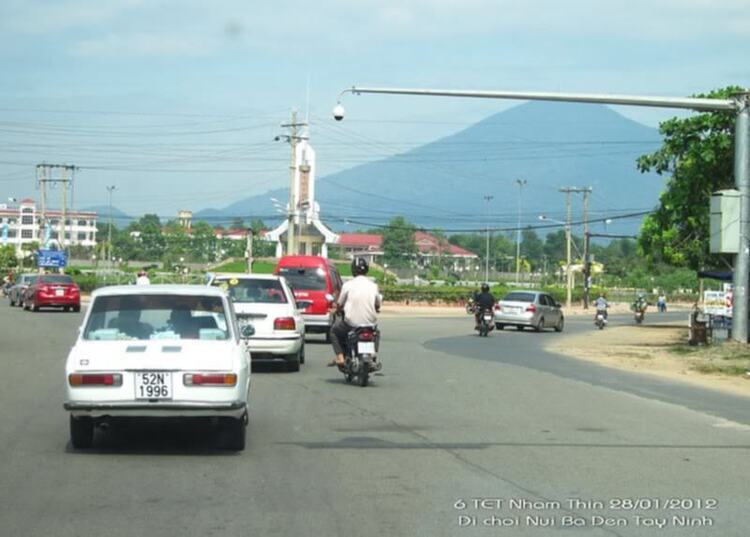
[273, 256, 342, 340]
[23, 274, 81, 312]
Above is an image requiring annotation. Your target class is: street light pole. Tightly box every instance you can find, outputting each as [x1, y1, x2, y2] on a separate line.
[334, 86, 749, 342]
[483, 195, 493, 283]
[515, 179, 526, 284]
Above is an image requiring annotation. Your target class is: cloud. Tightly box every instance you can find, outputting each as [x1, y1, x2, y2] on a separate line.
[69, 33, 214, 58]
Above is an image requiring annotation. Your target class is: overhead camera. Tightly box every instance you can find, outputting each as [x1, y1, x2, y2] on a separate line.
[332, 103, 345, 121]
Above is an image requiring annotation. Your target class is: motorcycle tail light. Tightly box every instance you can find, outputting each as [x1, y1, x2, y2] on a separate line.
[358, 330, 375, 341]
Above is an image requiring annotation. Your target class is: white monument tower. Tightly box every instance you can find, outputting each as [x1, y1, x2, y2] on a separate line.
[265, 129, 338, 258]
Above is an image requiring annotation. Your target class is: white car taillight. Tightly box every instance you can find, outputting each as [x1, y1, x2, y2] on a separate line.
[69, 373, 122, 386]
[183, 373, 237, 386]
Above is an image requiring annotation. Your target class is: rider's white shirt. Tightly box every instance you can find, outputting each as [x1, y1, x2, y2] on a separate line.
[338, 275, 381, 326]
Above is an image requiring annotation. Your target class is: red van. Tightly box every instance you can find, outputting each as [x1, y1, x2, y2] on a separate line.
[273, 256, 342, 340]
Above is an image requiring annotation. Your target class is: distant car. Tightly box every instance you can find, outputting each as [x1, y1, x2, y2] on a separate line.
[7, 273, 38, 307]
[494, 290, 564, 332]
[63, 285, 251, 450]
[209, 273, 306, 372]
[23, 274, 80, 312]
[273, 256, 342, 341]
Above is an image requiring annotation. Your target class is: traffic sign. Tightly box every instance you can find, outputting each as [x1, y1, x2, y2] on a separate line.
[38, 249, 68, 268]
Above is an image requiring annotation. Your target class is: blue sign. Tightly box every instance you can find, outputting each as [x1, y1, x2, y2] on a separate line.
[38, 249, 68, 268]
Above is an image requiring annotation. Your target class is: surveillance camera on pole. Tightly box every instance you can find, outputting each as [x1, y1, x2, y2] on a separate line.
[332, 103, 345, 121]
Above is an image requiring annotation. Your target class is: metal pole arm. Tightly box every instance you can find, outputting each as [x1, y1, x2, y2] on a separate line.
[339, 87, 737, 112]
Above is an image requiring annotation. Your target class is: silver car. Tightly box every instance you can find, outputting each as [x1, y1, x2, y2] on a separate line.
[7, 274, 38, 307]
[494, 290, 564, 332]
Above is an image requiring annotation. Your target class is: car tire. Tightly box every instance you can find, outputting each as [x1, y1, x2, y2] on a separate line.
[222, 416, 246, 451]
[9, 297, 15, 307]
[554, 315, 564, 332]
[515, 325, 524, 331]
[495, 323, 505, 330]
[73, 305, 81, 313]
[299, 343, 305, 364]
[64, 306, 70, 312]
[70, 416, 94, 449]
[534, 317, 544, 332]
[286, 351, 301, 372]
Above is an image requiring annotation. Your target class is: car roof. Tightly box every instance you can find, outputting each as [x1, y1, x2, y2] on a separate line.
[503, 290, 546, 296]
[91, 284, 228, 298]
[275, 255, 334, 268]
[212, 272, 281, 281]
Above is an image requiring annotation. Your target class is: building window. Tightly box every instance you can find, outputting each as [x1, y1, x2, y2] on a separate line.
[8, 218, 16, 225]
[7, 230, 16, 238]
[21, 215, 33, 225]
[49, 218, 59, 226]
[78, 219, 87, 226]
[21, 208, 33, 214]
[21, 229, 33, 239]
[77, 232, 86, 241]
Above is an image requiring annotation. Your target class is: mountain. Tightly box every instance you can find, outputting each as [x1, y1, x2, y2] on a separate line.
[81, 205, 133, 225]
[196, 101, 665, 235]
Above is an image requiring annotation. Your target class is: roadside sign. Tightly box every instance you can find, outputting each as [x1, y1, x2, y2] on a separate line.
[38, 249, 67, 268]
[704, 290, 732, 317]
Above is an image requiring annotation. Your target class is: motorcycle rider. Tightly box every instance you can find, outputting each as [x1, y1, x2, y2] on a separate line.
[474, 283, 496, 329]
[327, 257, 382, 368]
[593, 293, 609, 320]
[632, 292, 648, 314]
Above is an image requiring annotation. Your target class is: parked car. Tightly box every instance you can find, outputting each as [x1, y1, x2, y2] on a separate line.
[7, 273, 38, 307]
[23, 274, 80, 312]
[494, 290, 564, 332]
[209, 273, 306, 371]
[273, 255, 342, 341]
[63, 284, 251, 450]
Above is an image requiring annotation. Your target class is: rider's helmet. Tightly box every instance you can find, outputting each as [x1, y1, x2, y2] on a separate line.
[351, 257, 369, 276]
[481, 283, 490, 293]
[138, 270, 146, 277]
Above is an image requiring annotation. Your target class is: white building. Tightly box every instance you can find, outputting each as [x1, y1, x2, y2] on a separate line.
[0, 198, 98, 250]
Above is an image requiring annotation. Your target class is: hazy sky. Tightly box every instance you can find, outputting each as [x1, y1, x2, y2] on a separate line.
[1, 0, 748, 217]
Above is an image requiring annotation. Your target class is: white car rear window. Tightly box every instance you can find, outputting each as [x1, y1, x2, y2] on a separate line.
[212, 278, 288, 304]
[84, 294, 230, 341]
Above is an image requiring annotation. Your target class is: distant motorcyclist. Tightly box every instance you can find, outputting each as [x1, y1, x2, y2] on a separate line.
[631, 292, 648, 313]
[474, 283, 496, 329]
[657, 293, 667, 313]
[328, 257, 381, 367]
[136, 270, 151, 285]
[593, 294, 609, 320]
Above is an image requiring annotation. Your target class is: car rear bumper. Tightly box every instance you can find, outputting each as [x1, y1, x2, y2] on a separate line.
[35, 296, 80, 307]
[246, 335, 302, 356]
[302, 313, 331, 331]
[64, 400, 247, 419]
[494, 312, 536, 326]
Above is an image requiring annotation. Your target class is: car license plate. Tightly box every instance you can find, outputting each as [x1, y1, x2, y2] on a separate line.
[357, 342, 376, 354]
[135, 372, 172, 400]
[55, 289, 64, 296]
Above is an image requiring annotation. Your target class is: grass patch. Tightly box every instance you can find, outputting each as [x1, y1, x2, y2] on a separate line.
[692, 363, 749, 376]
[212, 260, 275, 273]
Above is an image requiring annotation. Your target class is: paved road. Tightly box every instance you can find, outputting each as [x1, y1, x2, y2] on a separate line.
[1, 303, 748, 537]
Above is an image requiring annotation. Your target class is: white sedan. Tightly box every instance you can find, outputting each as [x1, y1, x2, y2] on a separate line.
[64, 285, 251, 450]
[209, 273, 306, 372]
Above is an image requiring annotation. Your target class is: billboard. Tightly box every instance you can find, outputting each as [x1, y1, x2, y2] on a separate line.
[37, 249, 68, 268]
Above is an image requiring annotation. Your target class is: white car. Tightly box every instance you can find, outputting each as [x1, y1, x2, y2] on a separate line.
[64, 285, 251, 450]
[209, 273, 306, 372]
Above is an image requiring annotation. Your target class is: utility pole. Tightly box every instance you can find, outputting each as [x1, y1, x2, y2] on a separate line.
[483, 194, 493, 282]
[582, 187, 593, 309]
[106, 185, 116, 268]
[246, 228, 254, 274]
[560, 188, 574, 309]
[278, 111, 308, 256]
[515, 179, 527, 284]
[36, 164, 75, 271]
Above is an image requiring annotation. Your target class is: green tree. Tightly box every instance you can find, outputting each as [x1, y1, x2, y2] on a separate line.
[382, 216, 416, 267]
[0, 245, 17, 269]
[521, 228, 544, 268]
[637, 86, 742, 270]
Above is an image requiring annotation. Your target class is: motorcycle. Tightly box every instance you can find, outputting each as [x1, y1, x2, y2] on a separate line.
[339, 324, 381, 387]
[476, 308, 494, 337]
[634, 309, 645, 324]
[595, 308, 608, 330]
